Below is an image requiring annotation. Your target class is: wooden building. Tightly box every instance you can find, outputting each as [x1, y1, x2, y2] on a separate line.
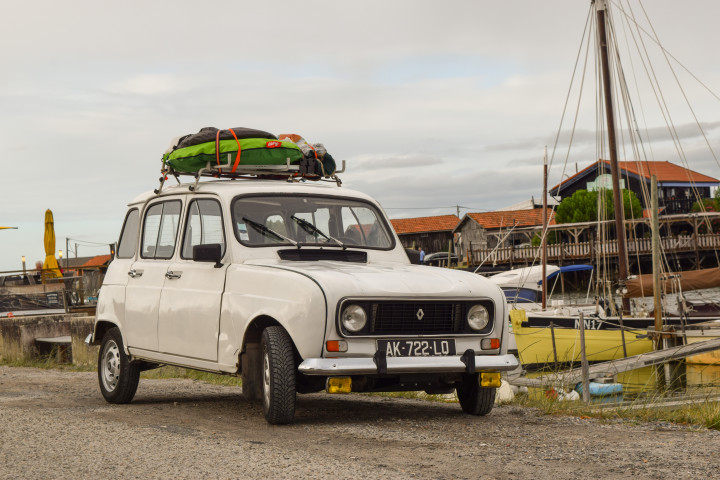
[551, 160, 720, 214]
[453, 208, 555, 260]
[468, 212, 720, 275]
[389, 215, 460, 254]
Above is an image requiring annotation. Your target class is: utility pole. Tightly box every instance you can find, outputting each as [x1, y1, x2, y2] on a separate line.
[596, 0, 630, 313]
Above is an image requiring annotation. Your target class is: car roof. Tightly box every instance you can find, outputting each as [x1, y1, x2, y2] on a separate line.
[127, 178, 379, 207]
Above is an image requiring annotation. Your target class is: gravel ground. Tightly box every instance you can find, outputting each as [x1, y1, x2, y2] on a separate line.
[0, 365, 718, 479]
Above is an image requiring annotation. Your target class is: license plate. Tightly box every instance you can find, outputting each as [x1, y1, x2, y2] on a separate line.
[377, 339, 456, 357]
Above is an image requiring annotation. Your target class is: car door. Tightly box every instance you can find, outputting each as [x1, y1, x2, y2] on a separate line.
[158, 197, 227, 361]
[124, 199, 182, 352]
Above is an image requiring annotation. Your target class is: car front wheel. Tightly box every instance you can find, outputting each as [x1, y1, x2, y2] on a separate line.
[98, 327, 140, 404]
[261, 326, 297, 424]
[456, 373, 495, 416]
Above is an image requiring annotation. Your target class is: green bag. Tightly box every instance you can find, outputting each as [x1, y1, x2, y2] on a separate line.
[162, 127, 303, 173]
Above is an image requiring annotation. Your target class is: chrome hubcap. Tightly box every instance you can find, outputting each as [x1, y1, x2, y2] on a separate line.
[263, 349, 271, 408]
[101, 340, 121, 392]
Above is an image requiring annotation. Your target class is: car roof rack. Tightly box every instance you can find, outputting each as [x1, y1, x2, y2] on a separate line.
[154, 154, 345, 195]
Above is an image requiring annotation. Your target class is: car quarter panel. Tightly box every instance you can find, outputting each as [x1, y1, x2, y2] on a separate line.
[217, 264, 328, 368]
[94, 285, 126, 340]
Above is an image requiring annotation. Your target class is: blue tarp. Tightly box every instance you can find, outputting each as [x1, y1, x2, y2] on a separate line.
[540, 264, 593, 285]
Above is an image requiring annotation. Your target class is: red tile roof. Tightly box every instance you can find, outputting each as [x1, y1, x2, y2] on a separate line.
[81, 255, 112, 267]
[465, 208, 555, 230]
[552, 160, 719, 191]
[620, 160, 719, 182]
[390, 215, 460, 234]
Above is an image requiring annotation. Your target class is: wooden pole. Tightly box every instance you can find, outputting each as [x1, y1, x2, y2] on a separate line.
[550, 323, 558, 365]
[447, 239, 452, 268]
[542, 148, 548, 310]
[579, 312, 591, 404]
[693, 216, 700, 269]
[650, 175, 669, 391]
[651, 175, 663, 344]
[596, 0, 630, 314]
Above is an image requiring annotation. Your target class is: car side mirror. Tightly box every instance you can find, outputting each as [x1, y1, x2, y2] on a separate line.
[193, 243, 224, 268]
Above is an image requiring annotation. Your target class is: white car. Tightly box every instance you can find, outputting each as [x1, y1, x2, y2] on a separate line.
[89, 178, 518, 424]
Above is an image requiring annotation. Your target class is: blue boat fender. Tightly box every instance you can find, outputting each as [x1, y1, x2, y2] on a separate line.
[575, 381, 623, 396]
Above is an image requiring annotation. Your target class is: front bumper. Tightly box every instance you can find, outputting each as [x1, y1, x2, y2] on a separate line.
[298, 353, 519, 376]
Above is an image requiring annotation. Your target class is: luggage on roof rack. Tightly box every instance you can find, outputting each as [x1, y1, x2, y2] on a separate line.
[163, 127, 304, 174]
[156, 127, 343, 194]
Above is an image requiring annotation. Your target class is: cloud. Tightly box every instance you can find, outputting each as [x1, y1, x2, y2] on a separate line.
[1, 0, 720, 270]
[353, 154, 443, 170]
[106, 74, 190, 96]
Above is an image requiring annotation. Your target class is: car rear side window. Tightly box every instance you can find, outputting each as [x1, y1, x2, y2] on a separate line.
[181, 199, 226, 259]
[141, 200, 182, 259]
[117, 209, 140, 259]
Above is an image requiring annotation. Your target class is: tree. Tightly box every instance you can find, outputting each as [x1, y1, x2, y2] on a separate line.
[691, 188, 720, 213]
[691, 189, 720, 233]
[555, 189, 642, 224]
[531, 231, 560, 246]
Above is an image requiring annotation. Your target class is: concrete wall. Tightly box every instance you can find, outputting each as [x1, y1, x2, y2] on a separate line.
[0, 313, 98, 366]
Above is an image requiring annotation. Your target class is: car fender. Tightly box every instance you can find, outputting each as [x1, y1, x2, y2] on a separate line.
[218, 264, 328, 366]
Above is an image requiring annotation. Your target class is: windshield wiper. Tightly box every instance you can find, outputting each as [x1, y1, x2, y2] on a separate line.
[291, 215, 346, 249]
[242, 217, 300, 248]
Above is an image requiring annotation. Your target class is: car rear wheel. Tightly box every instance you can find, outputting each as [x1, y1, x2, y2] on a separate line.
[98, 327, 140, 404]
[456, 373, 495, 416]
[261, 326, 297, 424]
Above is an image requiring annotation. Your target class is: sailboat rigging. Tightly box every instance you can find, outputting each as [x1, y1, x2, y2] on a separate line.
[509, 0, 720, 367]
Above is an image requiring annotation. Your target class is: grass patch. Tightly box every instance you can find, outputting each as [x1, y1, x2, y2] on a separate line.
[0, 358, 238, 385]
[0, 356, 94, 372]
[141, 365, 243, 387]
[512, 389, 720, 431]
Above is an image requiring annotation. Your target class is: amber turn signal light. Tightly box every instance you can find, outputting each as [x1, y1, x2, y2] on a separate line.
[326, 377, 352, 394]
[326, 340, 348, 352]
[480, 372, 502, 388]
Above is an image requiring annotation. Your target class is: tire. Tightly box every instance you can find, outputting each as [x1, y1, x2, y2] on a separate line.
[98, 327, 140, 404]
[261, 326, 297, 425]
[456, 374, 495, 416]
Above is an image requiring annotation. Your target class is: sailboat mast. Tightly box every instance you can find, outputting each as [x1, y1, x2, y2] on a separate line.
[596, 0, 630, 308]
[542, 148, 548, 310]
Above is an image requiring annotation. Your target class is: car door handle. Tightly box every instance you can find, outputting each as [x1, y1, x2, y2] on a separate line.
[165, 271, 182, 279]
[128, 269, 143, 278]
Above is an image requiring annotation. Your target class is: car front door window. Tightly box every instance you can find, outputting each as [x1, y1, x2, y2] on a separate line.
[142, 201, 181, 259]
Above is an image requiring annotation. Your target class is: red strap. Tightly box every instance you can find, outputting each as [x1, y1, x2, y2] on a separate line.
[308, 143, 318, 159]
[227, 128, 242, 173]
[215, 130, 222, 174]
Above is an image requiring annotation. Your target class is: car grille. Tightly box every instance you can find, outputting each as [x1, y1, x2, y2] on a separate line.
[339, 300, 494, 336]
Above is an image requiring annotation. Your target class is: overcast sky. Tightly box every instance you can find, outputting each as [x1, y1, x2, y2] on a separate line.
[1, 0, 719, 271]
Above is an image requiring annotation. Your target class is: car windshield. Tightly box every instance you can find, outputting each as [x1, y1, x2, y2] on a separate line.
[231, 195, 394, 249]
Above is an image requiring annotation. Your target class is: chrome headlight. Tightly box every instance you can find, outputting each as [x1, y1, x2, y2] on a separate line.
[467, 304, 490, 331]
[341, 304, 367, 332]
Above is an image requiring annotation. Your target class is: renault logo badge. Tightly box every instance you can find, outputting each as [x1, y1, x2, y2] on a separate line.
[416, 309, 424, 320]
